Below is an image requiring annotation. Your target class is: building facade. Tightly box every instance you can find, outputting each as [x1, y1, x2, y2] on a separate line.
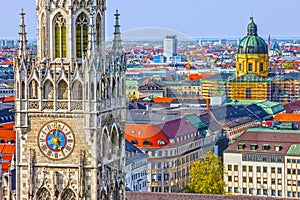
[14, 1, 126, 199]
[163, 35, 178, 63]
[224, 128, 300, 198]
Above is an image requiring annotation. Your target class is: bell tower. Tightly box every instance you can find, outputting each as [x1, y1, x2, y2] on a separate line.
[14, 0, 126, 199]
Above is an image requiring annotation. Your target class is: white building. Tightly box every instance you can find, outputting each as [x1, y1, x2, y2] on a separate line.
[224, 127, 300, 198]
[125, 140, 148, 192]
[163, 35, 178, 63]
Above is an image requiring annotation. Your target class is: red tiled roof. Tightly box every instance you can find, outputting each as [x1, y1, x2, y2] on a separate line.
[153, 97, 174, 103]
[274, 113, 300, 121]
[0, 144, 15, 172]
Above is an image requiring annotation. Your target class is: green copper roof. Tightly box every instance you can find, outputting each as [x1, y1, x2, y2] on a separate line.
[287, 144, 300, 156]
[126, 80, 139, 87]
[257, 101, 285, 115]
[237, 17, 268, 54]
[184, 114, 208, 130]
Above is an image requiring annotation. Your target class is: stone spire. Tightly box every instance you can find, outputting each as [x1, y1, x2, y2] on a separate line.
[18, 9, 28, 57]
[88, 14, 96, 55]
[112, 10, 123, 57]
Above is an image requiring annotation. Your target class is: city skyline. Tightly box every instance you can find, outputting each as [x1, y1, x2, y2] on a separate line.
[0, 0, 300, 40]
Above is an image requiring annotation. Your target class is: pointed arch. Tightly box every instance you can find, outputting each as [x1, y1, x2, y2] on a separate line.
[53, 12, 67, 58]
[106, 77, 110, 99]
[72, 80, 83, 100]
[112, 77, 116, 98]
[101, 78, 106, 99]
[91, 82, 95, 100]
[29, 79, 39, 99]
[60, 188, 76, 200]
[16, 81, 19, 99]
[44, 79, 54, 99]
[96, 14, 101, 50]
[36, 187, 51, 200]
[58, 80, 68, 99]
[97, 82, 100, 100]
[102, 128, 111, 160]
[76, 12, 88, 58]
[111, 124, 119, 156]
[21, 81, 26, 99]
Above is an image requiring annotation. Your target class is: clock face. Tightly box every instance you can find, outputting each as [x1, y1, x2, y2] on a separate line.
[38, 121, 75, 160]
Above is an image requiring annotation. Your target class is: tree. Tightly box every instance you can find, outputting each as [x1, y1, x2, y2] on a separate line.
[186, 151, 226, 194]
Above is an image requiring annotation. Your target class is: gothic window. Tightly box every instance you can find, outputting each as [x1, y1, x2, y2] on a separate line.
[54, 13, 67, 58]
[16, 81, 19, 99]
[36, 187, 51, 200]
[117, 77, 120, 97]
[112, 78, 116, 98]
[111, 127, 118, 156]
[72, 80, 83, 100]
[101, 78, 106, 99]
[21, 81, 25, 99]
[85, 82, 88, 100]
[29, 79, 39, 99]
[102, 129, 111, 160]
[58, 80, 68, 100]
[96, 14, 101, 50]
[106, 78, 110, 98]
[60, 188, 76, 200]
[76, 13, 88, 58]
[97, 82, 100, 99]
[41, 14, 47, 57]
[44, 80, 54, 99]
[90, 82, 94, 99]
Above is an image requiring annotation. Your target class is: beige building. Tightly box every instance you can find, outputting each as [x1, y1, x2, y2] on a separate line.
[14, 1, 126, 199]
[224, 127, 300, 198]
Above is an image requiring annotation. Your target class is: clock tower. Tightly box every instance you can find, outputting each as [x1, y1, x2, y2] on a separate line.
[14, 0, 126, 199]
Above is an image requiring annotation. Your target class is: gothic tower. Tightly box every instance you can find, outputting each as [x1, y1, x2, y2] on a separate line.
[14, 0, 126, 199]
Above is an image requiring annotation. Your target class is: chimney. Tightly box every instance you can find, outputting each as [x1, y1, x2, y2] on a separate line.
[206, 98, 210, 111]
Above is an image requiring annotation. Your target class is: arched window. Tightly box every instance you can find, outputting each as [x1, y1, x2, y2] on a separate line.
[21, 81, 25, 99]
[91, 82, 94, 100]
[60, 188, 76, 200]
[112, 78, 116, 98]
[44, 80, 54, 99]
[111, 127, 118, 156]
[143, 140, 151, 146]
[96, 14, 101, 50]
[58, 80, 68, 99]
[54, 13, 66, 58]
[102, 129, 110, 159]
[41, 14, 47, 57]
[106, 78, 110, 98]
[36, 187, 51, 200]
[72, 81, 83, 100]
[76, 13, 88, 58]
[96, 82, 100, 100]
[16, 81, 19, 99]
[101, 78, 105, 99]
[29, 79, 38, 99]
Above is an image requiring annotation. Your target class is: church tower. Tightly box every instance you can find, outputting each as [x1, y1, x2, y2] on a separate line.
[236, 17, 269, 77]
[14, 0, 126, 199]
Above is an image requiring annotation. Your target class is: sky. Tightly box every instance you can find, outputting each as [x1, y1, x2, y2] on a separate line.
[0, 0, 300, 40]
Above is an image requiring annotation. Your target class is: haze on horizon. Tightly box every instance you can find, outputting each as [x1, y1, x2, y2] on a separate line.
[0, 0, 299, 40]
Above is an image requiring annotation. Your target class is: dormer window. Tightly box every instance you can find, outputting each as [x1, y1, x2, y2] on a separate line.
[250, 144, 258, 150]
[262, 144, 270, 151]
[143, 140, 151, 146]
[158, 140, 166, 146]
[131, 140, 138, 145]
[238, 143, 245, 150]
[275, 145, 282, 151]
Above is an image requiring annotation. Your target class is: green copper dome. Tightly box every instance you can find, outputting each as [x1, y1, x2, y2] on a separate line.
[238, 17, 268, 54]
